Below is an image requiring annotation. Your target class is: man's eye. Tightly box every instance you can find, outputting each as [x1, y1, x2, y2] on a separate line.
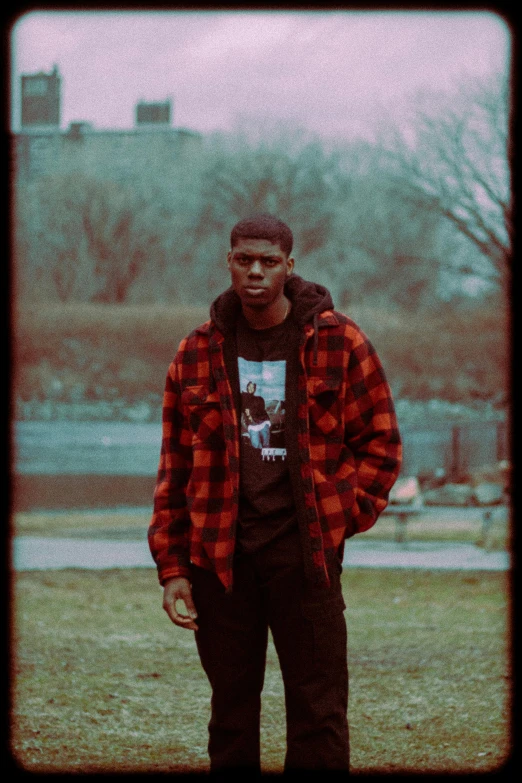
[234, 256, 278, 266]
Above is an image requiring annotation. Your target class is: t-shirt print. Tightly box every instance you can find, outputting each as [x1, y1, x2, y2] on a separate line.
[238, 357, 286, 461]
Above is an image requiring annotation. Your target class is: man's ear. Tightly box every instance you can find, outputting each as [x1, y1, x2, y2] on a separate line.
[286, 256, 295, 277]
[226, 251, 232, 270]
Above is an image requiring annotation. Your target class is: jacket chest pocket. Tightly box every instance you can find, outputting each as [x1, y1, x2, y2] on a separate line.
[182, 385, 224, 445]
[307, 376, 343, 436]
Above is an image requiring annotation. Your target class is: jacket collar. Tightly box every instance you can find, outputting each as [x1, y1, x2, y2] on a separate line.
[195, 308, 339, 339]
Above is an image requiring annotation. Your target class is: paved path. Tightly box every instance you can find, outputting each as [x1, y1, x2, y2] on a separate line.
[343, 539, 509, 571]
[12, 536, 510, 572]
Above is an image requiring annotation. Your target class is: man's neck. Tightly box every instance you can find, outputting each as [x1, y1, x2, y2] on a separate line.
[242, 296, 290, 330]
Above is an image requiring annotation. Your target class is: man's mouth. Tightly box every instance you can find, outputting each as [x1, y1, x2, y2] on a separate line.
[244, 286, 266, 295]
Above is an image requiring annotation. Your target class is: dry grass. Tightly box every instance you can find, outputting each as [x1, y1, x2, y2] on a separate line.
[15, 302, 209, 365]
[349, 302, 510, 402]
[14, 303, 209, 403]
[10, 567, 511, 774]
[13, 301, 509, 403]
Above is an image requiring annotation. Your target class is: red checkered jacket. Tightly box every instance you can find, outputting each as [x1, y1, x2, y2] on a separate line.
[149, 276, 402, 591]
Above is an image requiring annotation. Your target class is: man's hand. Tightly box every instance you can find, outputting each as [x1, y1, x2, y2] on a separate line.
[162, 577, 198, 631]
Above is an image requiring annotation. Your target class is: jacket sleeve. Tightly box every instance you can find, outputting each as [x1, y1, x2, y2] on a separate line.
[148, 342, 193, 585]
[343, 326, 402, 534]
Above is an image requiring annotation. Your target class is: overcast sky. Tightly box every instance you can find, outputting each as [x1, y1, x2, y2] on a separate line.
[11, 9, 510, 142]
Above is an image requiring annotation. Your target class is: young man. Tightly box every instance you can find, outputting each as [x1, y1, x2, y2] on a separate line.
[149, 214, 402, 774]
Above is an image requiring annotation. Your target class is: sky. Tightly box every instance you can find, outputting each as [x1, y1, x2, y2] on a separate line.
[11, 10, 511, 143]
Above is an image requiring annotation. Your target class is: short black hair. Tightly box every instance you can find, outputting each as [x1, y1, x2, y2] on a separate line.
[230, 214, 293, 257]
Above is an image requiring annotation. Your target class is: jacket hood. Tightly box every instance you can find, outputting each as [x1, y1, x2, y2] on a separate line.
[209, 274, 334, 335]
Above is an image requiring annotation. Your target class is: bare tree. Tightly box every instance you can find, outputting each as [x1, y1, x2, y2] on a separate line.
[15, 174, 98, 301]
[15, 75, 510, 310]
[16, 172, 174, 303]
[379, 72, 512, 290]
[81, 179, 161, 303]
[183, 130, 353, 301]
[196, 131, 348, 254]
[331, 147, 449, 309]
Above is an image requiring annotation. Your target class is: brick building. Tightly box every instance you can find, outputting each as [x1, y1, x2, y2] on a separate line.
[13, 67, 202, 183]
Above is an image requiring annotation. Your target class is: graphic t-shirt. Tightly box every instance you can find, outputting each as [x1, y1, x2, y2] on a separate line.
[236, 311, 298, 552]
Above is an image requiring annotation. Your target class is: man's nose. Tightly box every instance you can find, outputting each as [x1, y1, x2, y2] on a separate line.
[248, 260, 264, 276]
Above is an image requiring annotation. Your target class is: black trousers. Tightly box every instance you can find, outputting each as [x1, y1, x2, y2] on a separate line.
[190, 528, 350, 773]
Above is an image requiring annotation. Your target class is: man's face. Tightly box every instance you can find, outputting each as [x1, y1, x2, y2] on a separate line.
[227, 238, 294, 310]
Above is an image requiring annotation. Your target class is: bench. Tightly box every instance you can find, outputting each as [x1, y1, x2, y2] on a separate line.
[381, 503, 508, 545]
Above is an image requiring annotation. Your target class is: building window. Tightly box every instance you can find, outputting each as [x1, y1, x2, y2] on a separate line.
[24, 78, 48, 97]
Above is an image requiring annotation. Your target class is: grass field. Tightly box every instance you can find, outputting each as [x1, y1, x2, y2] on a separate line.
[10, 566, 511, 774]
[12, 506, 510, 550]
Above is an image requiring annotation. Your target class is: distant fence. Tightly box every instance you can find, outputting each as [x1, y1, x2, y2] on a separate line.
[400, 420, 509, 478]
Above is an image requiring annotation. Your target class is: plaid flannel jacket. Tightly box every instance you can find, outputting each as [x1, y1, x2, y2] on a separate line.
[149, 308, 402, 591]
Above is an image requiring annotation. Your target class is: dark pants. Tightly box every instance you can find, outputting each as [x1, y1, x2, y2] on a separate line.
[190, 528, 350, 773]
